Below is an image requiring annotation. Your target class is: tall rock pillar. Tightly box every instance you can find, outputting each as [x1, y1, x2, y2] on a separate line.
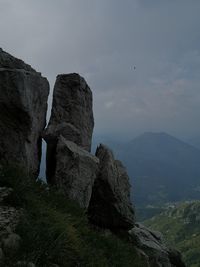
[0, 49, 49, 178]
[44, 73, 94, 184]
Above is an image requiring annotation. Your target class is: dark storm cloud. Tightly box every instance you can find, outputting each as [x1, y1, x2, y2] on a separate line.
[0, 0, 200, 139]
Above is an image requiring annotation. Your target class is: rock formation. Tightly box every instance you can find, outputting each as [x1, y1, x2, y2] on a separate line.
[54, 136, 99, 208]
[129, 223, 186, 267]
[88, 144, 135, 230]
[43, 73, 94, 183]
[0, 50, 186, 266]
[0, 49, 49, 178]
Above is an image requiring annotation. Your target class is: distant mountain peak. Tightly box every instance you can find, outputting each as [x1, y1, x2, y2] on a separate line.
[112, 131, 200, 206]
[131, 132, 199, 149]
[136, 131, 177, 140]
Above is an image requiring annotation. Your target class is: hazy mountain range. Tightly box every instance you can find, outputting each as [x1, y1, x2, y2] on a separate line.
[93, 132, 200, 207]
[187, 135, 200, 150]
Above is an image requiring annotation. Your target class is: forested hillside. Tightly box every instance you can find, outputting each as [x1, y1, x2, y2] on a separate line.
[145, 201, 200, 267]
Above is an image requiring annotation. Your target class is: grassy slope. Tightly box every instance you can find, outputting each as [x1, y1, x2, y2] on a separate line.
[145, 201, 200, 267]
[0, 167, 147, 267]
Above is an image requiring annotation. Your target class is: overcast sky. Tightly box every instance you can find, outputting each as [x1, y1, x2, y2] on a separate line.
[1, 0, 200, 140]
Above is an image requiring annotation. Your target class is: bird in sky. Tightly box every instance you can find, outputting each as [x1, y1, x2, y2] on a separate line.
[130, 66, 136, 71]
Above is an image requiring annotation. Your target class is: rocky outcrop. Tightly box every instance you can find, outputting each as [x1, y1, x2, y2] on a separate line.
[54, 136, 99, 208]
[0, 50, 186, 266]
[0, 49, 49, 178]
[43, 73, 134, 229]
[43, 73, 94, 183]
[129, 223, 186, 267]
[88, 144, 135, 230]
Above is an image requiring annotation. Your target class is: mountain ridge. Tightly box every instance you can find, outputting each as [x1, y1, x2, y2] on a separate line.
[96, 132, 200, 207]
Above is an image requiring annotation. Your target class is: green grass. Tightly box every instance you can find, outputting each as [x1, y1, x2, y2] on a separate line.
[0, 166, 147, 267]
[145, 201, 200, 267]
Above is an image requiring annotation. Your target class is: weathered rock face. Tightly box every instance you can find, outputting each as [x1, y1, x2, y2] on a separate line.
[88, 144, 135, 230]
[129, 223, 186, 267]
[0, 49, 49, 178]
[45, 73, 94, 151]
[0, 48, 36, 72]
[44, 73, 94, 183]
[54, 136, 99, 208]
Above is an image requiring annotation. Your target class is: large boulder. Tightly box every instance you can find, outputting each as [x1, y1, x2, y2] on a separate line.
[44, 73, 94, 183]
[0, 49, 49, 178]
[88, 144, 135, 230]
[54, 136, 99, 209]
[129, 223, 186, 267]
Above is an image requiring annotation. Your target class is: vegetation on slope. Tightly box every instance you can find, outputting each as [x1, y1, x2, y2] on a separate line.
[0, 167, 147, 267]
[145, 201, 200, 267]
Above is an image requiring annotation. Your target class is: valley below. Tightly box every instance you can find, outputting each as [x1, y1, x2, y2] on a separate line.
[145, 200, 200, 267]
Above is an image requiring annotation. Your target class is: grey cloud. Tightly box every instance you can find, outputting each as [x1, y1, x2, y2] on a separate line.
[0, 0, 200, 140]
